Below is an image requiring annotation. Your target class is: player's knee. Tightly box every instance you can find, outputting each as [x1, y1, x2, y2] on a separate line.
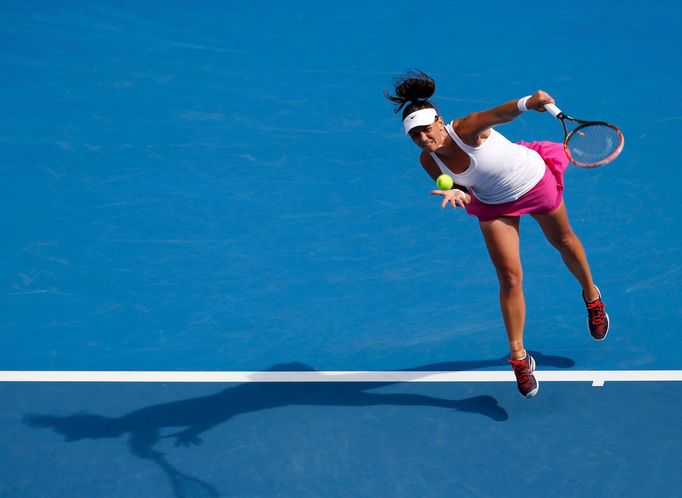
[551, 231, 577, 253]
[497, 268, 523, 291]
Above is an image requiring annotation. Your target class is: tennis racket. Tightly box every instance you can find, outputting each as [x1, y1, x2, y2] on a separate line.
[544, 103, 624, 168]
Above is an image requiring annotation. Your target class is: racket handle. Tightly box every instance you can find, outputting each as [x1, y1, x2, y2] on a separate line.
[544, 103, 562, 118]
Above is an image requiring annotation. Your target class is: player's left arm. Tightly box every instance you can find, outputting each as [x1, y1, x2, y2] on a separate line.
[456, 90, 555, 146]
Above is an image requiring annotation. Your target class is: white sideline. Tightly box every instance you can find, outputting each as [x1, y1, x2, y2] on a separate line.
[1, 370, 682, 387]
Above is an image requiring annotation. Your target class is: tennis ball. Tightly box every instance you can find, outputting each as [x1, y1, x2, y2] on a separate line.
[436, 174, 454, 190]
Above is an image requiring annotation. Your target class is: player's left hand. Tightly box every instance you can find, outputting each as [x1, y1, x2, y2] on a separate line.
[527, 90, 555, 112]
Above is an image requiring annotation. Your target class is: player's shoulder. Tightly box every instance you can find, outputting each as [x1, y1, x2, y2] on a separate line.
[419, 150, 435, 167]
[419, 150, 440, 178]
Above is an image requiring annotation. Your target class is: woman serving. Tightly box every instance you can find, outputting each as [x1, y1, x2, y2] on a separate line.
[386, 71, 609, 398]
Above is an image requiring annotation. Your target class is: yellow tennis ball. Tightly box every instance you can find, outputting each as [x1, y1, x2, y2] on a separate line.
[436, 174, 453, 190]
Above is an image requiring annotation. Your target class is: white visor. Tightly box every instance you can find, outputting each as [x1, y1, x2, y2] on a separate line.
[403, 108, 438, 134]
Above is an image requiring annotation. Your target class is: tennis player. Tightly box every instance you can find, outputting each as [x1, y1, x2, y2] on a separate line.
[386, 71, 609, 398]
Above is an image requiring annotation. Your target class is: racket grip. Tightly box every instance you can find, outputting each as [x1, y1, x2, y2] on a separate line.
[544, 103, 562, 118]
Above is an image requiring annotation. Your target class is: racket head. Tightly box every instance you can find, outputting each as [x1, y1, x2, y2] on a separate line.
[564, 122, 624, 167]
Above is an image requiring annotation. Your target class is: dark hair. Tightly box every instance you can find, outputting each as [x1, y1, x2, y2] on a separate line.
[384, 69, 437, 119]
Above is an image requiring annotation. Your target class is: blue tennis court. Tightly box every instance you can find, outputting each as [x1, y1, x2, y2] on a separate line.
[2, 1, 681, 497]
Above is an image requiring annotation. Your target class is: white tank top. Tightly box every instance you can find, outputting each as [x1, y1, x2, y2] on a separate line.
[430, 123, 545, 204]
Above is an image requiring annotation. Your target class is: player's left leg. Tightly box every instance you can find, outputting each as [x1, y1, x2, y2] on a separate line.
[531, 200, 609, 340]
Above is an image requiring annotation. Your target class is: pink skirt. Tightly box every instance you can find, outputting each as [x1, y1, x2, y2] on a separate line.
[465, 141, 569, 222]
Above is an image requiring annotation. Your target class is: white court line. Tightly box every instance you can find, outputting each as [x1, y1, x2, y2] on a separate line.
[1, 370, 682, 387]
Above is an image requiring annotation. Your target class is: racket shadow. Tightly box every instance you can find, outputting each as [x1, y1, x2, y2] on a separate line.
[22, 352, 574, 496]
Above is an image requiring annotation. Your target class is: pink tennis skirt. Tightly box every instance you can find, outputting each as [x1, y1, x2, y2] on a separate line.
[465, 141, 569, 222]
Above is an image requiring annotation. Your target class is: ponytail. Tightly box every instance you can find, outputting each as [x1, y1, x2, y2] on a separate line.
[384, 70, 437, 118]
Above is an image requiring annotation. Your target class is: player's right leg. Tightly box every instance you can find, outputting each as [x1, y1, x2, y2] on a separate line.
[479, 217, 538, 398]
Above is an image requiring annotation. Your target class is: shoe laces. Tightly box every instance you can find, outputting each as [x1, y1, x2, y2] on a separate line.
[507, 358, 532, 382]
[586, 299, 606, 324]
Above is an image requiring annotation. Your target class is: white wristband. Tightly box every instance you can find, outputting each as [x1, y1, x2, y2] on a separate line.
[517, 95, 532, 112]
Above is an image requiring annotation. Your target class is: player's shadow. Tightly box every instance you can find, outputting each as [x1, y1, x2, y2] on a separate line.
[24, 351, 573, 497]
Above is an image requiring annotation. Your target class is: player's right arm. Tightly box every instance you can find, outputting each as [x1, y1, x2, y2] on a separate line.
[419, 151, 467, 189]
[420, 152, 471, 209]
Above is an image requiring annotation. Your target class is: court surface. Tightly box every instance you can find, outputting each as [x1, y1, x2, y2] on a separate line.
[2, 1, 681, 497]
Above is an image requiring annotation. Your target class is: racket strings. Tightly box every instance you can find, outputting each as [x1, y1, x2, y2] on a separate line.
[566, 123, 623, 166]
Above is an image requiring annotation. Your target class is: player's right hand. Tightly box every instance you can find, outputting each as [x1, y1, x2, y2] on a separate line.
[430, 188, 471, 209]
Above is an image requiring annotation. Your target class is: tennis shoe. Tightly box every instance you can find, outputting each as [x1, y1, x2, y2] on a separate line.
[508, 353, 539, 399]
[583, 285, 609, 341]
